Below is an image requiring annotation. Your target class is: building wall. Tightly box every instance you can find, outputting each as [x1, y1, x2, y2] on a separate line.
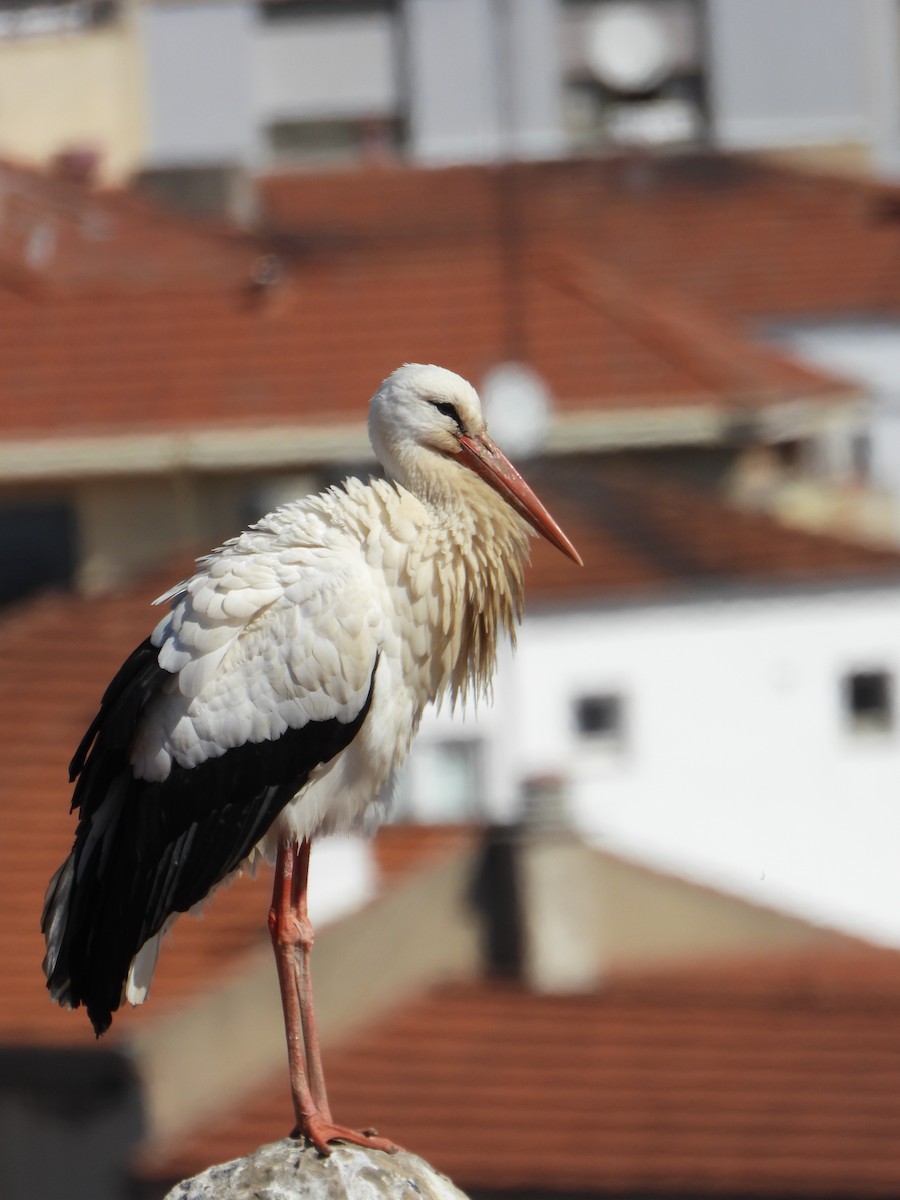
[706, 0, 900, 174]
[0, 4, 145, 182]
[138, 0, 255, 167]
[864, 0, 900, 175]
[405, 0, 564, 163]
[254, 10, 398, 124]
[252, 5, 400, 165]
[707, 0, 869, 150]
[410, 582, 900, 944]
[4, 0, 900, 179]
[72, 469, 307, 594]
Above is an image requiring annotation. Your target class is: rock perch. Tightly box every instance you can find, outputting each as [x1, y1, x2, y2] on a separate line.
[163, 1139, 471, 1200]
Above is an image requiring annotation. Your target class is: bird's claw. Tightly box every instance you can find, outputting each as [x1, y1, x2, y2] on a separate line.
[293, 1118, 400, 1156]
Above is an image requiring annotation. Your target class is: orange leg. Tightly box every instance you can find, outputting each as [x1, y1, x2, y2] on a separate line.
[268, 838, 398, 1155]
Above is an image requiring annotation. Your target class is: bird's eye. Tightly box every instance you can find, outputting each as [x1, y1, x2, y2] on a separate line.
[430, 400, 463, 430]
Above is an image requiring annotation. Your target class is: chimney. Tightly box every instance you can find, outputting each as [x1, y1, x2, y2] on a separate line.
[52, 145, 101, 187]
[518, 774, 604, 994]
[470, 824, 525, 980]
[470, 776, 605, 993]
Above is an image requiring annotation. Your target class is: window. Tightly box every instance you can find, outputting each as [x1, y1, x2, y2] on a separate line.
[0, 500, 76, 607]
[265, 116, 401, 167]
[842, 670, 894, 734]
[574, 692, 626, 747]
[259, 1, 396, 18]
[0, 0, 117, 36]
[262, 117, 400, 169]
[394, 738, 484, 823]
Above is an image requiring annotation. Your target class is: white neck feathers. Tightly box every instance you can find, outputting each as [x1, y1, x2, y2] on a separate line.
[342, 473, 532, 707]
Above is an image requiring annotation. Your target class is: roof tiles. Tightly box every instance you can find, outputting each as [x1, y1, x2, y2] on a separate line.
[0, 155, 881, 444]
[0, 159, 254, 295]
[261, 155, 900, 318]
[144, 948, 900, 1197]
[524, 464, 900, 604]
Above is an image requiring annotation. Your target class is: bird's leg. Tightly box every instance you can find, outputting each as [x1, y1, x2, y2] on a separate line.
[290, 838, 330, 1118]
[269, 839, 398, 1156]
[269, 843, 319, 1136]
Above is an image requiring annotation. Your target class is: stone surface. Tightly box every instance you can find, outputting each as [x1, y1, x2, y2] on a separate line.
[163, 1139, 471, 1200]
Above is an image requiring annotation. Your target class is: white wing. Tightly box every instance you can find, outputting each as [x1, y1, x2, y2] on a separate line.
[134, 525, 382, 782]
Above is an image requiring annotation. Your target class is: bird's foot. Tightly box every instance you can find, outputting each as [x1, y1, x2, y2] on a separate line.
[292, 1117, 400, 1156]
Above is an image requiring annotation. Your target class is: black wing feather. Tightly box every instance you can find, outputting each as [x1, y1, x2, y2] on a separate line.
[69, 637, 163, 787]
[43, 635, 377, 1035]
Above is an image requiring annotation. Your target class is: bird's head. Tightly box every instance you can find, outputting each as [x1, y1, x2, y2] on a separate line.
[369, 363, 582, 565]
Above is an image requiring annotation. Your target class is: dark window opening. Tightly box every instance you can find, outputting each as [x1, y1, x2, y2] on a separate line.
[843, 670, 894, 734]
[0, 500, 76, 607]
[0, 0, 118, 36]
[574, 693, 625, 743]
[266, 116, 402, 166]
[260, 1, 396, 20]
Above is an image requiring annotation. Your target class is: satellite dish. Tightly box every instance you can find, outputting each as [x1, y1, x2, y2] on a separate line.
[481, 362, 552, 459]
[585, 2, 672, 95]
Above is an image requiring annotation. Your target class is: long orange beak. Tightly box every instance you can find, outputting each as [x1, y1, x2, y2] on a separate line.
[458, 433, 583, 566]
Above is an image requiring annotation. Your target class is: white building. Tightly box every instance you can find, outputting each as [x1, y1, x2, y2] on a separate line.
[135, 0, 900, 177]
[402, 466, 900, 946]
[4, 0, 900, 184]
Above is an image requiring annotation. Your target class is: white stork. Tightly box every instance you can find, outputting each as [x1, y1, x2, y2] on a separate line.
[42, 363, 581, 1153]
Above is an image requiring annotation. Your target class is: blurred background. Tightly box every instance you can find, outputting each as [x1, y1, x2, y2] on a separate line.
[5, 0, 900, 1196]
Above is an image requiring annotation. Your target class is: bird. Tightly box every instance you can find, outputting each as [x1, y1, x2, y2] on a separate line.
[42, 363, 582, 1154]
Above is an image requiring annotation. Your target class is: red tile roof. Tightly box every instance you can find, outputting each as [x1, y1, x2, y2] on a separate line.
[0, 155, 872, 445]
[0, 159, 254, 296]
[261, 154, 900, 318]
[525, 464, 900, 604]
[540, 249, 833, 409]
[143, 945, 900, 1197]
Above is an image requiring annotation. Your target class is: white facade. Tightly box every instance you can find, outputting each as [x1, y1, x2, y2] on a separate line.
[254, 11, 397, 126]
[405, 0, 564, 163]
[3, 0, 900, 176]
[707, 0, 870, 152]
[707, 0, 900, 175]
[403, 580, 900, 946]
[130, 0, 900, 175]
[138, 0, 256, 166]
